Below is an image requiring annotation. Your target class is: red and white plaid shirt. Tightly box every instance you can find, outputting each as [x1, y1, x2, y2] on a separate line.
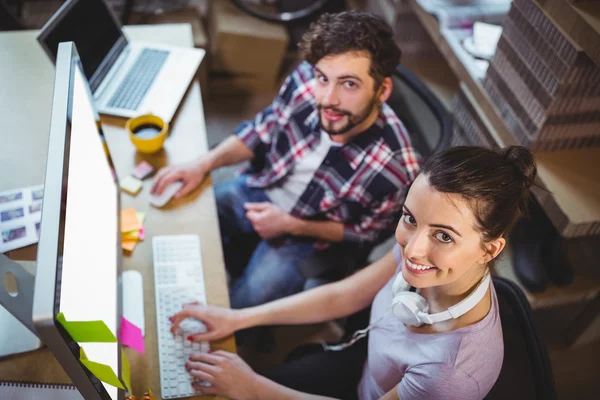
[235, 62, 421, 246]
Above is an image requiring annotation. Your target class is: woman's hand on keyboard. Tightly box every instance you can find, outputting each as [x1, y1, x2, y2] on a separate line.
[187, 350, 260, 400]
[170, 302, 241, 342]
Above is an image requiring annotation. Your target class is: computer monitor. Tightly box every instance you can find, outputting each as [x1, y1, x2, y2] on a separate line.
[32, 41, 123, 400]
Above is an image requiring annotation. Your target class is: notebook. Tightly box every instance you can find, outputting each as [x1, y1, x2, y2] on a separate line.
[0, 380, 83, 399]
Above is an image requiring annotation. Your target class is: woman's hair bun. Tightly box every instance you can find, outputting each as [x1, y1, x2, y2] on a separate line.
[503, 146, 537, 190]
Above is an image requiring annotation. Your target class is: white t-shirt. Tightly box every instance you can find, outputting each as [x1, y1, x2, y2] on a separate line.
[266, 131, 340, 212]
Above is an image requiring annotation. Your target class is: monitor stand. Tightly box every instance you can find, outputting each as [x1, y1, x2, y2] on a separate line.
[0, 254, 43, 358]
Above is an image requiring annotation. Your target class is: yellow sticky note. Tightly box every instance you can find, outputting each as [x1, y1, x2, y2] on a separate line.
[121, 349, 131, 392]
[122, 230, 140, 240]
[79, 348, 124, 390]
[120, 176, 143, 196]
[121, 208, 142, 233]
[136, 212, 146, 225]
[56, 313, 117, 342]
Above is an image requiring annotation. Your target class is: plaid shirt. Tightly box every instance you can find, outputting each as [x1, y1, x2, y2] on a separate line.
[235, 61, 421, 246]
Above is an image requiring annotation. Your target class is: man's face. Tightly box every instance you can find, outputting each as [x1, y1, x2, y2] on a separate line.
[314, 52, 381, 136]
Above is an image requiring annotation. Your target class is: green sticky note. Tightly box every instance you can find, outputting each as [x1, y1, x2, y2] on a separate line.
[121, 349, 131, 393]
[57, 312, 117, 342]
[79, 350, 124, 390]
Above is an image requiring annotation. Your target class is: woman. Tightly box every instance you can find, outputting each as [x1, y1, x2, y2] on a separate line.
[169, 145, 537, 400]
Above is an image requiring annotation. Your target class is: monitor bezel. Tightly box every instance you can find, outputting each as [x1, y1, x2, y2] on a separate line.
[32, 41, 123, 400]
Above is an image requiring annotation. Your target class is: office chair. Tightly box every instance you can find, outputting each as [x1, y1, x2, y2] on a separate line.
[486, 277, 557, 400]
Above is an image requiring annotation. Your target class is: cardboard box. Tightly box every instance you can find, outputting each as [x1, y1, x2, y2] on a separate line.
[208, 0, 288, 77]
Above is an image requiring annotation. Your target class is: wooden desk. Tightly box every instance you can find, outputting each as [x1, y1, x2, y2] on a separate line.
[0, 24, 235, 399]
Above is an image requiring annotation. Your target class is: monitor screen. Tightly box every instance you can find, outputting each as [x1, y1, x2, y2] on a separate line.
[33, 42, 122, 400]
[38, 0, 123, 83]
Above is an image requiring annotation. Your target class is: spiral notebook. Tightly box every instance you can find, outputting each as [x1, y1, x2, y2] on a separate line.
[0, 380, 83, 399]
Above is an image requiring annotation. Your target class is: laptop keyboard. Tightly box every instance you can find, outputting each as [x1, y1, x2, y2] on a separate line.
[107, 48, 169, 111]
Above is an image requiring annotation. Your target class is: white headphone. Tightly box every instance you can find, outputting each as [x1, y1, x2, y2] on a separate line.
[322, 271, 492, 351]
[391, 271, 492, 327]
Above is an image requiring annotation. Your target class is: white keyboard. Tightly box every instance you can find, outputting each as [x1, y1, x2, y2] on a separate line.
[153, 235, 210, 399]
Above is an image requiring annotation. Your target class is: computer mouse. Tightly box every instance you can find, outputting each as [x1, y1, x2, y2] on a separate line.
[178, 318, 208, 336]
[149, 180, 184, 207]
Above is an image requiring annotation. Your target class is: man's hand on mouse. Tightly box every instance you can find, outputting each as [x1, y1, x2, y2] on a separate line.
[151, 157, 210, 199]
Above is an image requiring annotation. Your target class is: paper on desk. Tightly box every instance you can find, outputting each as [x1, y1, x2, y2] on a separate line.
[0, 185, 44, 253]
[415, 0, 511, 29]
[120, 316, 145, 354]
[121, 348, 131, 392]
[121, 208, 142, 232]
[57, 313, 117, 342]
[442, 28, 489, 81]
[463, 22, 502, 60]
[79, 348, 125, 390]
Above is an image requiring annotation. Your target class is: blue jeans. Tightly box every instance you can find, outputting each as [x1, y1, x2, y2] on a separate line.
[215, 175, 318, 309]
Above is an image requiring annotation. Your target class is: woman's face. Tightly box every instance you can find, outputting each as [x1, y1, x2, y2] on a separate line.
[395, 174, 497, 289]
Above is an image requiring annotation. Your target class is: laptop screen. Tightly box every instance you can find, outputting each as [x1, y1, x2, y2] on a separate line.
[40, 0, 122, 82]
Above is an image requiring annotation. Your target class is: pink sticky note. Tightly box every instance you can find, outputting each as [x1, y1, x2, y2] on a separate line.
[139, 226, 145, 241]
[120, 317, 145, 354]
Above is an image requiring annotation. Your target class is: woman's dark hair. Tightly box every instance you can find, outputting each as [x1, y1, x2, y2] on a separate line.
[299, 11, 401, 87]
[422, 146, 537, 245]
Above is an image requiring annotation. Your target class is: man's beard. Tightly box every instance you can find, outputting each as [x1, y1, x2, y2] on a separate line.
[318, 95, 380, 136]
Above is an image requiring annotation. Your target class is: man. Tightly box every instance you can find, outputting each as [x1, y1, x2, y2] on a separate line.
[151, 11, 420, 309]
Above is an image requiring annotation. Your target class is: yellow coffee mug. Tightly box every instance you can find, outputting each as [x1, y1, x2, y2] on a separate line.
[126, 114, 169, 154]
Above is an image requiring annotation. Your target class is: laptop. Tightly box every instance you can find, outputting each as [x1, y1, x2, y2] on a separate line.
[37, 0, 205, 122]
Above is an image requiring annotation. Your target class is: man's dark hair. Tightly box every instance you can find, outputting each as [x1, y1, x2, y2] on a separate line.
[299, 11, 401, 87]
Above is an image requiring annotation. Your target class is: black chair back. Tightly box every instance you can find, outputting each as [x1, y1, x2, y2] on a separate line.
[487, 277, 556, 399]
[386, 64, 453, 160]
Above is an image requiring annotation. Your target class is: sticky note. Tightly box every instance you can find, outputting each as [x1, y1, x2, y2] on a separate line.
[132, 161, 154, 180]
[122, 239, 138, 252]
[121, 348, 131, 392]
[121, 208, 142, 232]
[120, 176, 143, 196]
[80, 348, 124, 390]
[57, 313, 117, 342]
[138, 226, 145, 241]
[136, 212, 146, 225]
[120, 317, 145, 354]
[123, 230, 140, 240]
